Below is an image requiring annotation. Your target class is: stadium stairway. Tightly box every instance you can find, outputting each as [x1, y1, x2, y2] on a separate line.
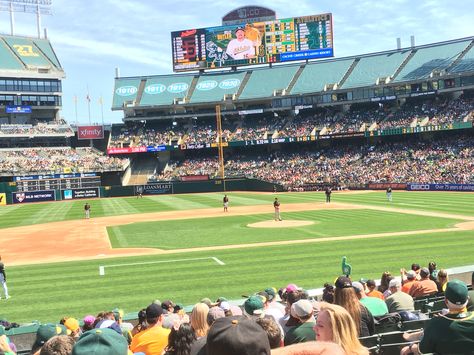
[337, 58, 360, 88]
[286, 64, 306, 94]
[126, 155, 158, 186]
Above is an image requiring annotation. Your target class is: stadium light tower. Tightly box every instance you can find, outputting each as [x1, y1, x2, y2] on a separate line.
[0, 0, 52, 38]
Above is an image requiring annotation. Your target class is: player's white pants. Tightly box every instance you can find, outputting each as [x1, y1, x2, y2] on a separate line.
[274, 209, 281, 220]
[1, 280, 8, 298]
[85, 210, 90, 219]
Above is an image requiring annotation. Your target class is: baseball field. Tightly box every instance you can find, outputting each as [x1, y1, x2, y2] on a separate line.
[1, 190, 474, 324]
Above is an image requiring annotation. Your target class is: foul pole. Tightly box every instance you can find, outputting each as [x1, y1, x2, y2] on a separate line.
[215, 105, 226, 191]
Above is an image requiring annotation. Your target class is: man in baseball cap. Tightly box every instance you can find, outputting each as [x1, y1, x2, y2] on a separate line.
[284, 299, 316, 345]
[404, 280, 474, 354]
[207, 315, 270, 355]
[72, 328, 129, 355]
[130, 303, 170, 354]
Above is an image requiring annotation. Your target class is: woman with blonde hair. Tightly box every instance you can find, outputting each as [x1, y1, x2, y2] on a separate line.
[315, 302, 369, 355]
[190, 302, 209, 338]
[334, 276, 374, 337]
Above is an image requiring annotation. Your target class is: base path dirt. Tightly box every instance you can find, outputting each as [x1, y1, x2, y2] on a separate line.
[2, 201, 474, 266]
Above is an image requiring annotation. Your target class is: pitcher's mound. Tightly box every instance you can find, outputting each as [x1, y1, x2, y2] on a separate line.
[248, 220, 315, 228]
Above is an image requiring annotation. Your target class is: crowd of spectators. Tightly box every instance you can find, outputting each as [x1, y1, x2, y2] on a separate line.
[3, 261, 473, 354]
[0, 147, 128, 175]
[108, 96, 474, 149]
[150, 136, 474, 187]
[0, 120, 74, 136]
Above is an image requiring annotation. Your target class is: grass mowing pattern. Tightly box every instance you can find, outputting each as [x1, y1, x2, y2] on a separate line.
[108, 209, 460, 249]
[2, 191, 474, 229]
[5, 230, 474, 323]
[2, 191, 474, 323]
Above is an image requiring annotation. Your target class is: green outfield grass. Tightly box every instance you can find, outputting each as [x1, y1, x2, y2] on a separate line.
[1, 191, 474, 323]
[108, 209, 460, 249]
[1, 191, 473, 229]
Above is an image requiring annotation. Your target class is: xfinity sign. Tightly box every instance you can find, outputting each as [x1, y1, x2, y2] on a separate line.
[78, 125, 104, 140]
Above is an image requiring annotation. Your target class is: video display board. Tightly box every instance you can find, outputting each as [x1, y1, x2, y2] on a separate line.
[171, 13, 333, 72]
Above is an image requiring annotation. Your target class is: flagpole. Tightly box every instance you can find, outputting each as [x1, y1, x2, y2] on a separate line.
[86, 86, 91, 125]
[73, 95, 78, 127]
[99, 96, 104, 126]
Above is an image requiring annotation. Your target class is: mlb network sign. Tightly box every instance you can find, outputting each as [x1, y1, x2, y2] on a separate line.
[78, 125, 104, 140]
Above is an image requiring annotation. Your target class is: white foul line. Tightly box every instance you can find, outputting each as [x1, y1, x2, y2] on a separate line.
[99, 256, 225, 276]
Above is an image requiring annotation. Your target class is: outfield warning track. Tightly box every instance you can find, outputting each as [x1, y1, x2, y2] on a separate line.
[2, 201, 474, 266]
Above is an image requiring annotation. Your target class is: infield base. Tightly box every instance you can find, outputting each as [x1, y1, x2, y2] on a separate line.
[247, 220, 315, 228]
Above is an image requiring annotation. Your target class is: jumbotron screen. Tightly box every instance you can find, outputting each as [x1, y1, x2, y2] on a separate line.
[171, 13, 333, 72]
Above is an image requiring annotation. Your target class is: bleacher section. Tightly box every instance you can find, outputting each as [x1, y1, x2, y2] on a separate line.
[341, 51, 411, 88]
[113, 77, 141, 108]
[0, 40, 24, 70]
[2, 36, 55, 68]
[140, 74, 195, 106]
[393, 40, 471, 82]
[450, 41, 474, 73]
[239, 65, 299, 99]
[189, 72, 247, 103]
[290, 59, 354, 94]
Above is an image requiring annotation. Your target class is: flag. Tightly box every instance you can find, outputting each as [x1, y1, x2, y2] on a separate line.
[86, 94, 91, 102]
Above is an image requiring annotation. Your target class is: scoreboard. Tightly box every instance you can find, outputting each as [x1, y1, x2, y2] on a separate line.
[14, 173, 101, 192]
[171, 13, 333, 71]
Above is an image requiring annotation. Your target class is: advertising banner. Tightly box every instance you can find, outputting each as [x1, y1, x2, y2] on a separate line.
[12, 190, 55, 204]
[77, 125, 104, 140]
[107, 146, 147, 154]
[0, 193, 6, 206]
[62, 188, 100, 200]
[6, 105, 32, 114]
[141, 183, 173, 195]
[368, 183, 407, 190]
[407, 183, 474, 192]
[180, 175, 209, 182]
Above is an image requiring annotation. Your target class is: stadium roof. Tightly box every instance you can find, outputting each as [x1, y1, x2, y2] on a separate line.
[0, 34, 65, 79]
[112, 36, 474, 111]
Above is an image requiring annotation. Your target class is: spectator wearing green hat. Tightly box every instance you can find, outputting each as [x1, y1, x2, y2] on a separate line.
[72, 328, 129, 355]
[401, 279, 474, 355]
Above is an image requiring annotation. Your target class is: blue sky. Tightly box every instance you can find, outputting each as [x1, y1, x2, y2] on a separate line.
[0, 0, 472, 124]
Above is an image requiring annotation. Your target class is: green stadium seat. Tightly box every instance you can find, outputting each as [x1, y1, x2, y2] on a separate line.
[239, 65, 299, 99]
[290, 59, 354, 94]
[3, 36, 53, 68]
[401, 319, 428, 332]
[341, 51, 411, 89]
[393, 40, 471, 82]
[0, 38, 24, 70]
[189, 72, 247, 103]
[140, 74, 195, 106]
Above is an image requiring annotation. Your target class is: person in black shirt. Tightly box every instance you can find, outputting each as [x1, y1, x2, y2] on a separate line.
[325, 187, 332, 203]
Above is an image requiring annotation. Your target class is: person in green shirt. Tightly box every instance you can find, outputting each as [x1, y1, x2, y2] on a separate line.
[352, 281, 388, 317]
[284, 299, 316, 346]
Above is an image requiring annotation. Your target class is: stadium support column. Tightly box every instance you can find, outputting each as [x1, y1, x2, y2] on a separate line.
[216, 105, 226, 191]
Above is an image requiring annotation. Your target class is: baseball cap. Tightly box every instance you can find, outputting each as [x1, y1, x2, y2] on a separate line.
[201, 298, 217, 308]
[219, 301, 231, 312]
[244, 295, 264, 316]
[83, 315, 95, 326]
[161, 300, 175, 310]
[146, 303, 163, 320]
[366, 279, 376, 288]
[208, 306, 225, 325]
[112, 308, 123, 321]
[290, 299, 313, 318]
[389, 279, 401, 288]
[206, 316, 271, 355]
[234, 26, 245, 33]
[72, 328, 128, 355]
[406, 270, 417, 280]
[34, 324, 67, 348]
[352, 281, 364, 293]
[264, 287, 278, 301]
[64, 318, 80, 333]
[420, 267, 430, 278]
[285, 283, 298, 293]
[335, 276, 352, 289]
[445, 280, 469, 305]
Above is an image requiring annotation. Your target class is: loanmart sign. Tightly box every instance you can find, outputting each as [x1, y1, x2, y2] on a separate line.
[78, 125, 104, 140]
